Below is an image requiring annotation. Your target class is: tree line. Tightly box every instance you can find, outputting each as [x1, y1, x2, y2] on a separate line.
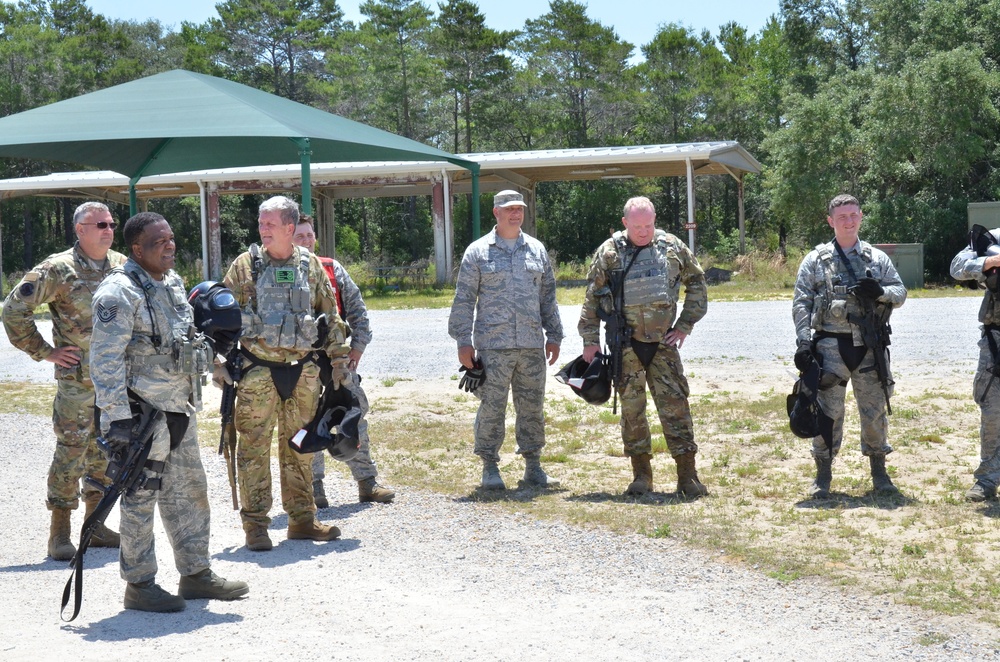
[1, 0, 997, 281]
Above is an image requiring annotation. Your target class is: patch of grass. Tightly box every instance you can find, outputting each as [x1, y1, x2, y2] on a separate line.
[649, 523, 671, 538]
[0, 382, 55, 416]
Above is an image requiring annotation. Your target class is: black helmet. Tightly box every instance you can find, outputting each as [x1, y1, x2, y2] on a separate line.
[556, 354, 612, 405]
[289, 382, 361, 462]
[786, 360, 835, 440]
[188, 281, 242, 355]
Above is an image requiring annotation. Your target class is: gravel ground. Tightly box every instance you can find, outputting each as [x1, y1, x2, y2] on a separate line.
[2, 296, 998, 661]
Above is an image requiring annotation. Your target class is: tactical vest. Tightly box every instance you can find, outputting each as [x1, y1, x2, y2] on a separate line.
[240, 244, 319, 351]
[121, 262, 211, 378]
[618, 232, 678, 307]
[811, 242, 877, 332]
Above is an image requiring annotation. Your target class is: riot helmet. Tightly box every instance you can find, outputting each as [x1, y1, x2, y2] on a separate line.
[188, 281, 242, 355]
[289, 382, 361, 462]
[556, 354, 612, 405]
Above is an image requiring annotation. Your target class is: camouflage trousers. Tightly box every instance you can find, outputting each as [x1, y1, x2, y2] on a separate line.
[119, 412, 210, 584]
[312, 371, 377, 482]
[235, 362, 320, 529]
[473, 348, 548, 463]
[970, 332, 1000, 486]
[812, 336, 894, 460]
[48, 379, 110, 510]
[619, 344, 697, 457]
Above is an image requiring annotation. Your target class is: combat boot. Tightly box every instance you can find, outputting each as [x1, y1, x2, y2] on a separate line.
[811, 456, 833, 499]
[84, 494, 120, 548]
[358, 477, 395, 503]
[48, 508, 75, 561]
[124, 580, 186, 612]
[869, 454, 900, 495]
[675, 451, 709, 498]
[624, 453, 653, 496]
[288, 518, 341, 541]
[178, 569, 249, 601]
[245, 524, 273, 552]
[313, 479, 329, 509]
[481, 460, 506, 491]
[966, 480, 997, 502]
[521, 453, 560, 488]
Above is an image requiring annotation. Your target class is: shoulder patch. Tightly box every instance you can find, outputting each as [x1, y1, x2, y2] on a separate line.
[95, 301, 118, 324]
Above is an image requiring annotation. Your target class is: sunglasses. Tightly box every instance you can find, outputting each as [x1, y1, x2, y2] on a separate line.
[83, 222, 117, 230]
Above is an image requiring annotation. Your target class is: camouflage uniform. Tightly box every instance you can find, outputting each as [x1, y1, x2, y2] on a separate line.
[2, 243, 126, 510]
[951, 233, 1000, 489]
[793, 240, 907, 460]
[312, 258, 378, 483]
[448, 227, 564, 462]
[224, 245, 349, 531]
[579, 230, 707, 457]
[90, 259, 213, 583]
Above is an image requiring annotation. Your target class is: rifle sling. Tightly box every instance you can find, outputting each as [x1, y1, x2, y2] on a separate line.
[979, 325, 1000, 403]
[833, 241, 861, 285]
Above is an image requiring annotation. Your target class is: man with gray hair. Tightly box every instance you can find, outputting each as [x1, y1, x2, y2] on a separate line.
[579, 196, 709, 498]
[222, 196, 353, 551]
[3, 201, 127, 560]
[449, 190, 564, 490]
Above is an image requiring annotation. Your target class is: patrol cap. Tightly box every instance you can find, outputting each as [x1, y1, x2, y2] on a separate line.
[494, 190, 527, 208]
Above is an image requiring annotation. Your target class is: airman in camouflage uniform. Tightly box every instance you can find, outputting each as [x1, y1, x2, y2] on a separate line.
[579, 196, 708, 498]
[223, 197, 351, 551]
[793, 194, 906, 498]
[951, 225, 1000, 501]
[448, 190, 564, 490]
[292, 216, 395, 506]
[91, 212, 247, 612]
[2, 201, 125, 560]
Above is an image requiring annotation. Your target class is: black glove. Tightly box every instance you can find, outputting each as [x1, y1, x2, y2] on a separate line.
[794, 339, 814, 373]
[458, 358, 486, 393]
[104, 419, 133, 454]
[851, 277, 884, 301]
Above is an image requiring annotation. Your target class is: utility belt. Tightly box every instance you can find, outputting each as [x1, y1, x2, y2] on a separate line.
[240, 346, 319, 401]
[128, 341, 209, 375]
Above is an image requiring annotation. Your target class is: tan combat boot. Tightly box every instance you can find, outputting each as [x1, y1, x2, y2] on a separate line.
[124, 580, 186, 612]
[288, 518, 341, 541]
[521, 453, 560, 488]
[675, 451, 709, 498]
[84, 494, 120, 548]
[358, 477, 395, 503]
[178, 569, 249, 601]
[244, 524, 273, 552]
[624, 453, 653, 496]
[869, 454, 900, 496]
[313, 480, 329, 509]
[48, 508, 76, 561]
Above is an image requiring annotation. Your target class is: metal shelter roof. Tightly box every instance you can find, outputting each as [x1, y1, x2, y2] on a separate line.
[0, 141, 761, 202]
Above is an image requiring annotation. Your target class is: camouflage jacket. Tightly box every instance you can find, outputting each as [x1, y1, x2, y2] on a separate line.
[951, 229, 1000, 325]
[793, 239, 906, 344]
[579, 230, 707, 346]
[328, 258, 372, 353]
[91, 259, 212, 423]
[448, 227, 564, 350]
[224, 245, 349, 363]
[2, 243, 126, 383]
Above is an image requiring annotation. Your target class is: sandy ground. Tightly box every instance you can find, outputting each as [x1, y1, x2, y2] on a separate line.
[3, 298, 1000, 660]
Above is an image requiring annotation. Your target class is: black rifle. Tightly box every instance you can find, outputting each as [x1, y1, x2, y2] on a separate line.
[847, 297, 894, 415]
[61, 400, 164, 622]
[219, 347, 242, 510]
[596, 266, 632, 414]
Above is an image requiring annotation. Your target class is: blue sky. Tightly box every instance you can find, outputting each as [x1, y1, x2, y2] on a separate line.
[84, 0, 781, 53]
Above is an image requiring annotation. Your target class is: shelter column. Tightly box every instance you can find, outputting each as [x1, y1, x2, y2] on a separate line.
[686, 158, 696, 253]
[738, 176, 746, 254]
[318, 192, 335, 259]
[432, 174, 448, 285]
[207, 186, 222, 280]
[522, 186, 537, 237]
